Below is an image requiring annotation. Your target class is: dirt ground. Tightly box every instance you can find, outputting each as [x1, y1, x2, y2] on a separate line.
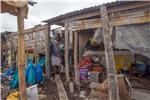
[1, 74, 150, 100]
[38, 79, 59, 100]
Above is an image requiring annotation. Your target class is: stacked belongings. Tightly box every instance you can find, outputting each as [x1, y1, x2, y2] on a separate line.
[90, 56, 106, 83]
[78, 56, 92, 81]
[78, 55, 106, 82]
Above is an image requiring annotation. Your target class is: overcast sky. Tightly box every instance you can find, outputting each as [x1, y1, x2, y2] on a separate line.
[1, 0, 116, 32]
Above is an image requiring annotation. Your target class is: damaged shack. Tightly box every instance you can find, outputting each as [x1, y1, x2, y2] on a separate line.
[1, 1, 150, 100]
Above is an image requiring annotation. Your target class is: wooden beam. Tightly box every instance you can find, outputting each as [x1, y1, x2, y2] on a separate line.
[65, 22, 69, 82]
[45, 24, 50, 78]
[74, 31, 80, 85]
[55, 75, 69, 100]
[100, 5, 120, 100]
[72, 8, 150, 31]
[17, 8, 27, 100]
[12, 24, 48, 35]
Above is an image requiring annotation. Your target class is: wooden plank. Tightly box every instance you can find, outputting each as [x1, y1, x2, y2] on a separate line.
[12, 24, 48, 35]
[74, 31, 80, 85]
[45, 24, 50, 78]
[72, 9, 150, 31]
[17, 8, 27, 100]
[100, 5, 120, 100]
[85, 51, 133, 56]
[65, 22, 70, 82]
[55, 75, 69, 100]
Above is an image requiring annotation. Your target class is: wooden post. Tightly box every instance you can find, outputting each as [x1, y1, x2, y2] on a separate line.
[17, 8, 27, 100]
[34, 25, 38, 64]
[74, 31, 80, 85]
[100, 5, 120, 100]
[65, 22, 69, 82]
[45, 24, 50, 78]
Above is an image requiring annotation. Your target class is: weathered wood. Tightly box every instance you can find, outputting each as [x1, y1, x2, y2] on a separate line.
[65, 22, 70, 82]
[12, 24, 48, 35]
[45, 24, 50, 78]
[100, 5, 120, 100]
[45, 2, 149, 25]
[55, 75, 69, 100]
[72, 9, 150, 31]
[17, 8, 27, 100]
[34, 26, 38, 64]
[74, 31, 80, 85]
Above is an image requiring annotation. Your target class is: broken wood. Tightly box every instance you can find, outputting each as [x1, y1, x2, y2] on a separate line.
[100, 5, 120, 100]
[55, 74, 69, 100]
[17, 7, 27, 100]
[65, 22, 69, 82]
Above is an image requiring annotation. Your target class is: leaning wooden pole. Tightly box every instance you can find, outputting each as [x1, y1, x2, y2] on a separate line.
[65, 22, 70, 82]
[100, 5, 120, 100]
[17, 8, 27, 100]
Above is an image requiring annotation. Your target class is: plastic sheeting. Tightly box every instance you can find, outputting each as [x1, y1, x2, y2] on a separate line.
[93, 28, 103, 45]
[114, 23, 150, 58]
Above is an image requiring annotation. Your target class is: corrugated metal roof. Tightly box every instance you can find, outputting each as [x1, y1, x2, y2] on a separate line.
[42, 1, 144, 24]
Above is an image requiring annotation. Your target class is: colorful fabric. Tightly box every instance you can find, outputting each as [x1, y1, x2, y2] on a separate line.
[78, 56, 91, 68]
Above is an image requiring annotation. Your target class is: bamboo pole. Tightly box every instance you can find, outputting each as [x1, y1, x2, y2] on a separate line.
[17, 8, 27, 100]
[100, 5, 120, 100]
[65, 22, 69, 82]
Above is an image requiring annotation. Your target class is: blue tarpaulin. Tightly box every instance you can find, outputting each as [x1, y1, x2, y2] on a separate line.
[10, 61, 43, 89]
[35, 63, 43, 83]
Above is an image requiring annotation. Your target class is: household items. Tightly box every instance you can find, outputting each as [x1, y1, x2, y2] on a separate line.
[78, 56, 91, 80]
[79, 65, 89, 80]
[78, 56, 91, 69]
[89, 71, 106, 83]
[91, 64, 104, 72]
[129, 62, 149, 77]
